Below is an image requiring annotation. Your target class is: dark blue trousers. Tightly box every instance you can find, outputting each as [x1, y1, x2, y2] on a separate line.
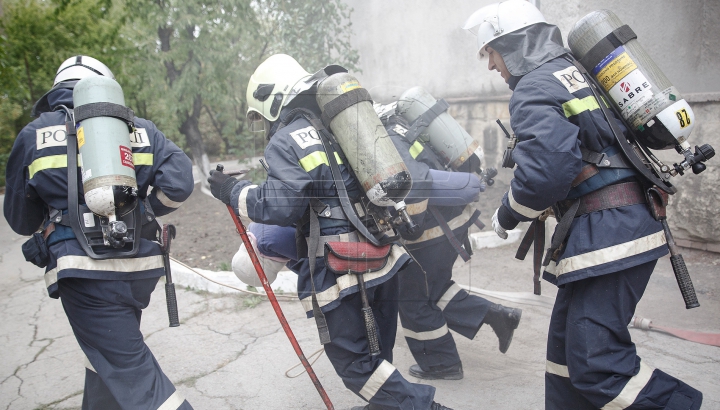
[399, 232, 493, 370]
[545, 260, 702, 409]
[58, 277, 193, 410]
[323, 273, 436, 410]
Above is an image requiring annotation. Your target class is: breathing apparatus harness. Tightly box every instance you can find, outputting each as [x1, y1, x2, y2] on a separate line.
[510, 53, 705, 309]
[272, 107, 405, 350]
[54, 105, 158, 259]
[381, 112, 481, 262]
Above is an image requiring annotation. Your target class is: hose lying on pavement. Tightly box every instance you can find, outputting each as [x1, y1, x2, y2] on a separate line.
[630, 316, 720, 347]
[462, 286, 719, 347]
[172, 259, 719, 381]
[170, 257, 297, 300]
[460, 285, 556, 308]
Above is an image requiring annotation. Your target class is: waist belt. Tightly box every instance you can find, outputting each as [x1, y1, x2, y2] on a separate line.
[556, 181, 646, 218]
[306, 231, 363, 257]
[517, 181, 647, 293]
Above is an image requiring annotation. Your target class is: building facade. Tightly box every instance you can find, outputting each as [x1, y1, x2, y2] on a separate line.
[344, 0, 720, 249]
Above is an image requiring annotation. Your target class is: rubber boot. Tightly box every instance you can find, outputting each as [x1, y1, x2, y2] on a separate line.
[484, 303, 522, 353]
[408, 362, 463, 380]
[351, 401, 453, 410]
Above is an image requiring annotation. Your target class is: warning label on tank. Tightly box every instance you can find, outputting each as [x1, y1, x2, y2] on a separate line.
[608, 69, 653, 120]
[120, 146, 135, 169]
[77, 127, 86, 148]
[340, 81, 361, 93]
[592, 46, 637, 92]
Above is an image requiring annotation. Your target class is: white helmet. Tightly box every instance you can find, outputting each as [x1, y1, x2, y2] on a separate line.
[246, 54, 312, 126]
[231, 231, 288, 287]
[54, 55, 114, 85]
[463, 0, 546, 59]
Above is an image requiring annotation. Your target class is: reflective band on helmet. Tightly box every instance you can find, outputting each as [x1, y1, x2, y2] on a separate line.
[403, 324, 449, 341]
[563, 96, 601, 118]
[359, 360, 396, 400]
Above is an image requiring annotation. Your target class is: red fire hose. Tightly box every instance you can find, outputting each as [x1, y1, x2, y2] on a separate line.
[218, 169, 334, 410]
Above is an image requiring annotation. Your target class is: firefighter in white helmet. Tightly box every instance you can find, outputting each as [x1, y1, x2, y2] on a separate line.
[5, 55, 194, 409]
[463, 1, 702, 409]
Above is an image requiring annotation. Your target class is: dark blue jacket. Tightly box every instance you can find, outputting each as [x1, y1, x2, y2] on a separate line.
[384, 115, 482, 250]
[498, 57, 667, 286]
[4, 88, 194, 297]
[233, 108, 410, 316]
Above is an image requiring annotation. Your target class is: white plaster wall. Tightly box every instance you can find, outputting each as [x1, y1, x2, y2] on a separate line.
[344, 0, 720, 98]
[343, 0, 720, 245]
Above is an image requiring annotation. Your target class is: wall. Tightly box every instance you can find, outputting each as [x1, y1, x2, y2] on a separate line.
[343, 0, 720, 247]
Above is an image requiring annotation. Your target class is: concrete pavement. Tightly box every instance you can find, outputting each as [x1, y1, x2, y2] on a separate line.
[1, 206, 719, 409]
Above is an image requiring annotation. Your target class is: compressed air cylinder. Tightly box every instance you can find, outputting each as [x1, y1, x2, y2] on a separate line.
[316, 73, 412, 207]
[568, 10, 694, 150]
[73, 76, 138, 218]
[396, 86, 480, 169]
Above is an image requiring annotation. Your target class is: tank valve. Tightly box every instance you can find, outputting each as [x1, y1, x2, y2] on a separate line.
[107, 220, 129, 248]
[395, 201, 418, 234]
[673, 144, 715, 175]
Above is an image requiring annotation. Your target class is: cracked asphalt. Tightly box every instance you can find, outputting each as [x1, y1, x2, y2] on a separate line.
[1, 194, 719, 409]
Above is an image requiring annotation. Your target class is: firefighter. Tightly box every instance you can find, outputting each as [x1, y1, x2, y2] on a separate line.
[463, 1, 703, 409]
[208, 54, 451, 410]
[4, 55, 194, 409]
[376, 104, 522, 381]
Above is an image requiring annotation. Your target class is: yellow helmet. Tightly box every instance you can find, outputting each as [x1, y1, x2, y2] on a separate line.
[246, 54, 312, 124]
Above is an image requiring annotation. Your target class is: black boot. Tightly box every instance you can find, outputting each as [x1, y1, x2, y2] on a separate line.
[484, 303, 522, 353]
[352, 401, 453, 410]
[408, 362, 463, 380]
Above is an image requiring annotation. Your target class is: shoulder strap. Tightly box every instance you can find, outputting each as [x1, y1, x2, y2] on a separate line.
[579, 25, 637, 71]
[514, 218, 545, 295]
[428, 205, 472, 262]
[565, 55, 675, 194]
[306, 116, 394, 246]
[62, 106, 142, 259]
[62, 108, 91, 255]
[307, 206, 331, 345]
[404, 99, 449, 143]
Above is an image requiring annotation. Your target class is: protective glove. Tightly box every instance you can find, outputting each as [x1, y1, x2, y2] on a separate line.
[492, 208, 508, 240]
[207, 169, 240, 205]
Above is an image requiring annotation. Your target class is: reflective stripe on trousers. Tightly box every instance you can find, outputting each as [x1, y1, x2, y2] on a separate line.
[545, 261, 702, 410]
[322, 274, 435, 409]
[59, 277, 193, 410]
